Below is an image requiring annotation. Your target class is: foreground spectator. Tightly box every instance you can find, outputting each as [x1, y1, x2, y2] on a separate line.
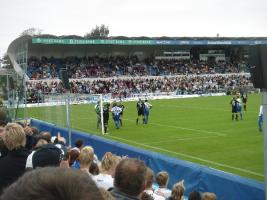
[144, 167, 165, 200]
[167, 180, 185, 200]
[154, 171, 172, 198]
[202, 192, 217, 200]
[93, 152, 121, 190]
[110, 158, 146, 200]
[0, 123, 29, 194]
[79, 146, 95, 174]
[188, 191, 201, 200]
[0, 167, 104, 200]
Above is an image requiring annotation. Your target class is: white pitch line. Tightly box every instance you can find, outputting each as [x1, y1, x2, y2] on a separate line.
[123, 118, 226, 136]
[106, 134, 264, 178]
[145, 135, 222, 145]
[158, 104, 258, 114]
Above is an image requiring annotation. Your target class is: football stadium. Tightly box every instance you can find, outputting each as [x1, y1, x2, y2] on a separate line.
[0, 34, 266, 200]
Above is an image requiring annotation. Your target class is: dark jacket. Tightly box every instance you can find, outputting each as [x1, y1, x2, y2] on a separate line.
[110, 188, 140, 200]
[0, 147, 29, 194]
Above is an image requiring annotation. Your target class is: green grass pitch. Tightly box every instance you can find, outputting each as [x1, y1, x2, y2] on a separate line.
[25, 94, 264, 181]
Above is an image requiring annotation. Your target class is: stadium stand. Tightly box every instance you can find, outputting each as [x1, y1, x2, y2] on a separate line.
[3, 35, 267, 200]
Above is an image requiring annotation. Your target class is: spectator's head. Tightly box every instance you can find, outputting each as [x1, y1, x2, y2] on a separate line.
[75, 139, 84, 150]
[101, 152, 121, 176]
[3, 123, 26, 151]
[114, 158, 146, 197]
[156, 171, 169, 188]
[188, 190, 201, 200]
[79, 146, 94, 171]
[69, 148, 80, 166]
[202, 192, 217, 200]
[0, 167, 104, 200]
[39, 131, 51, 143]
[89, 161, 100, 175]
[32, 143, 64, 168]
[170, 180, 185, 200]
[145, 167, 154, 189]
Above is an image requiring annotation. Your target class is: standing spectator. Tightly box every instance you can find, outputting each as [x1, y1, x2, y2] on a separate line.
[110, 158, 147, 200]
[0, 123, 29, 194]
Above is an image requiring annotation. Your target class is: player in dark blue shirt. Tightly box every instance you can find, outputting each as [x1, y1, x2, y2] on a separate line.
[136, 98, 144, 125]
[241, 93, 248, 111]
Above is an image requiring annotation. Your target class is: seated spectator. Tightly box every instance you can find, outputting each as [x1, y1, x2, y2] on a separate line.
[201, 192, 217, 200]
[0, 167, 104, 200]
[110, 158, 146, 200]
[39, 131, 52, 143]
[93, 152, 121, 190]
[79, 146, 95, 174]
[0, 123, 30, 194]
[154, 171, 172, 198]
[143, 167, 165, 200]
[188, 191, 201, 200]
[167, 180, 185, 200]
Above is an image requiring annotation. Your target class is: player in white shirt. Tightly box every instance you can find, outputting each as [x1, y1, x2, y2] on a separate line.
[258, 105, 263, 132]
[111, 103, 123, 129]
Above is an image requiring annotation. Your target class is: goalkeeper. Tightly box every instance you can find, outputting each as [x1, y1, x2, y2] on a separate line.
[94, 101, 101, 129]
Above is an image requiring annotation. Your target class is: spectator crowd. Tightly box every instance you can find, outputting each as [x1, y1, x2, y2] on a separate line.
[0, 121, 217, 200]
[27, 56, 247, 80]
[26, 74, 251, 102]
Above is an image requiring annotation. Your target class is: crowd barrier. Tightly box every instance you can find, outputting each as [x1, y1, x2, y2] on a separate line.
[30, 118, 265, 200]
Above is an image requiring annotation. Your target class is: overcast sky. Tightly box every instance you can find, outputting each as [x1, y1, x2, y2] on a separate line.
[1, 0, 267, 57]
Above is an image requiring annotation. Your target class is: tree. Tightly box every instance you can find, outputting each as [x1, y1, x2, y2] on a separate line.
[20, 27, 42, 37]
[84, 24, 109, 38]
[1, 54, 13, 69]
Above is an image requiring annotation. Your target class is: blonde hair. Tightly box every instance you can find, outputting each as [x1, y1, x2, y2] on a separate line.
[101, 152, 122, 174]
[156, 171, 169, 187]
[79, 146, 94, 166]
[171, 180, 186, 200]
[3, 123, 26, 151]
[202, 192, 217, 200]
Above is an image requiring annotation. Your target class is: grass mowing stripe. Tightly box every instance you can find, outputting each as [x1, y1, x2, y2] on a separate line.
[144, 135, 223, 145]
[106, 135, 264, 178]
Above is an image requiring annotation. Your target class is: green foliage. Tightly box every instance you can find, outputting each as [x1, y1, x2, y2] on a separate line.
[84, 24, 109, 38]
[26, 94, 263, 181]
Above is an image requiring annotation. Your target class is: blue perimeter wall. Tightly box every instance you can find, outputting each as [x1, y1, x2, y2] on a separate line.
[30, 118, 265, 200]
